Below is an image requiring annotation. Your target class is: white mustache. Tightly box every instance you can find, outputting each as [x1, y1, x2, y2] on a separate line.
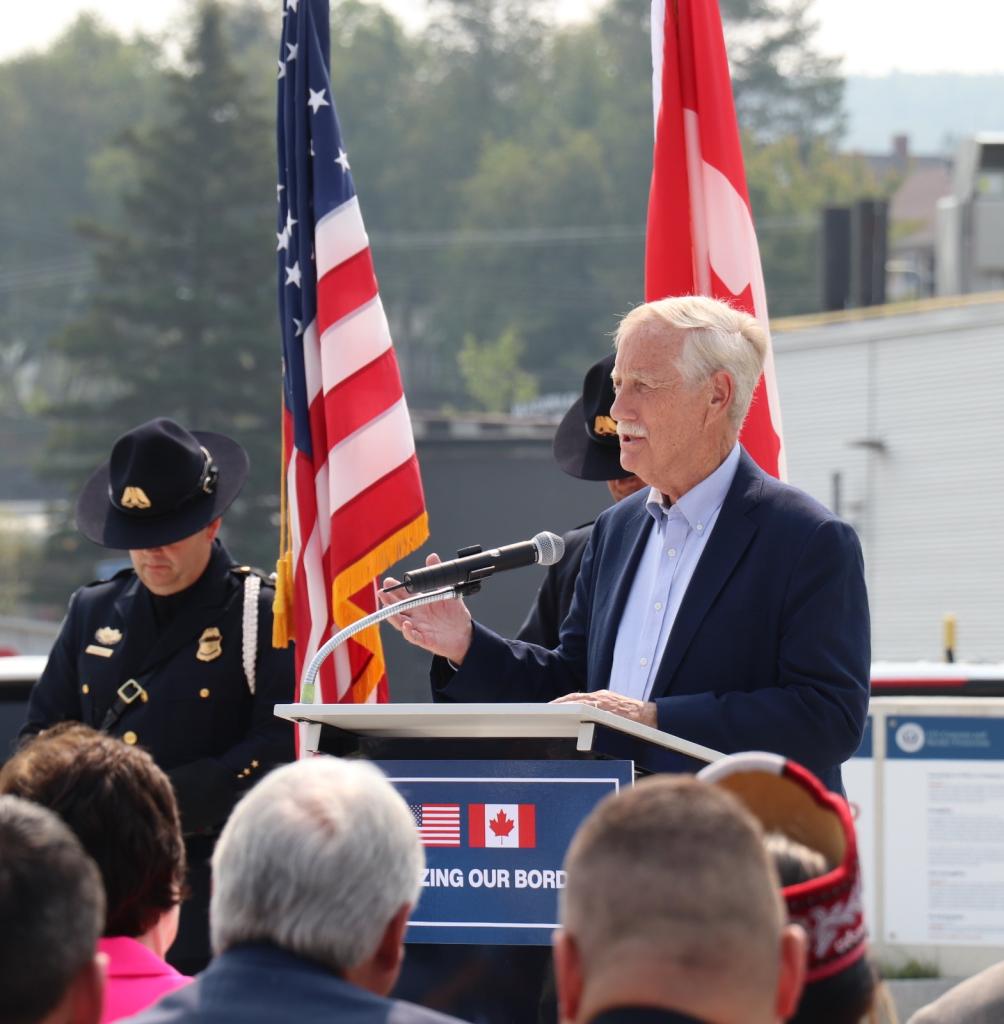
[618, 423, 648, 440]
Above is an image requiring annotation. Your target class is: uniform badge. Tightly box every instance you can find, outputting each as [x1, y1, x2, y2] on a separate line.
[121, 486, 152, 509]
[95, 627, 123, 646]
[196, 627, 222, 662]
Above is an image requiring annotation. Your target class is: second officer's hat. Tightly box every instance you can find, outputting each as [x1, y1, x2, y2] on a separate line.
[75, 417, 249, 550]
[551, 353, 632, 482]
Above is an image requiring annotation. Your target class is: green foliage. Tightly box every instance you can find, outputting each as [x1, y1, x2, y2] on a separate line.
[458, 328, 538, 412]
[744, 137, 880, 314]
[722, 0, 844, 142]
[0, 0, 884, 612]
[40, 0, 279, 583]
[879, 958, 940, 980]
[0, 15, 163, 403]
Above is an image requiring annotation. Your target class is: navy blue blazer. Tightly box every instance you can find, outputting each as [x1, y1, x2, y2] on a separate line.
[124, 943, 466, 1024]
[435, 450, 870, 791]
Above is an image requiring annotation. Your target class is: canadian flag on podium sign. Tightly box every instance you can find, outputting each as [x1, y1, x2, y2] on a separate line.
[648, 0, 786, 480]
[469, 804, 537, 849]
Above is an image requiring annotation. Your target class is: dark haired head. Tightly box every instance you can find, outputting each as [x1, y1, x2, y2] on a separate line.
[0, 795, 104, 1024]
[0, 723, 186, 937]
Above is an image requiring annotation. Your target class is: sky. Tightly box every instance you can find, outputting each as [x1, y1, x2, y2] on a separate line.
[2, 0, 1004, 76]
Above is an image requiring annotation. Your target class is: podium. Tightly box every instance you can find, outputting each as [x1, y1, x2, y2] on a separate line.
[274, 702, 721, 1023]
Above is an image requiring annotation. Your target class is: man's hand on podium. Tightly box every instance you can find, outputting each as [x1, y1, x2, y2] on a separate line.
[552, 689, 658, 729]
[380, 553, 474, 664]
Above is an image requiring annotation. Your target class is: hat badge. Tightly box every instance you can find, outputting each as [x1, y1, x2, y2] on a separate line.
[121, 486, 152, 510]
[593, 415, 618, 437]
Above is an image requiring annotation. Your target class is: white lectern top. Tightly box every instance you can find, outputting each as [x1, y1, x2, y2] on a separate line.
[274, 702, 722, 764]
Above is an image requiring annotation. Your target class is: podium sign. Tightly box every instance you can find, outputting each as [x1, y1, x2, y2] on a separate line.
[377, 759, 634, 945]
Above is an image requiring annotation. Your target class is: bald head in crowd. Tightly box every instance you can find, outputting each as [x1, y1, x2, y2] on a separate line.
[554, 776, 806, 1024]
[0, 795, 105, 1024]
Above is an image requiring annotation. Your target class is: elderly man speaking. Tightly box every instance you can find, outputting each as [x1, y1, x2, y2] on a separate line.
[383, 295, 870, 791]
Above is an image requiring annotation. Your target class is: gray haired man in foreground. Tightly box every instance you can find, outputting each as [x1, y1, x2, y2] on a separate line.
[127, 758, 463, 1024]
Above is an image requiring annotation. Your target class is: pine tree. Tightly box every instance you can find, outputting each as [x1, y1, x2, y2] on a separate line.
[41, 0, 279, 595]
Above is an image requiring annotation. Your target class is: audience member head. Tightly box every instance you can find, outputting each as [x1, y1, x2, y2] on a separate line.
[700, 752, 875, 1024]
[0, 795, 105, 1024]
[0, 723, 186, 953]
[555, 775, 806, 1024]
[210, 757, 423, 996]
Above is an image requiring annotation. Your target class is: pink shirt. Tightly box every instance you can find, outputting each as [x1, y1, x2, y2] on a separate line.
[98, 937, 192, 1022]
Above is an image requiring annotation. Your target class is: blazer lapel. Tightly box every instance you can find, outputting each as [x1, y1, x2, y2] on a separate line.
[649, 452, 764, 699]
[593, 497, 654, 689]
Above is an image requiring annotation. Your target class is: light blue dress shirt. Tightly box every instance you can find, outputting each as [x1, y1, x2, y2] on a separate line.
[608, 443, 742, 701]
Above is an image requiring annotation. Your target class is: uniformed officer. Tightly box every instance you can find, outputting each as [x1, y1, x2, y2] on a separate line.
[515, 354, 645, 647]
[21, 417, 295, 973]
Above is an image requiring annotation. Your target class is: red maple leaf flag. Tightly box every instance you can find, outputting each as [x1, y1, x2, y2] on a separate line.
[469, 803, 536, 849]
[648, 0, 785, 479]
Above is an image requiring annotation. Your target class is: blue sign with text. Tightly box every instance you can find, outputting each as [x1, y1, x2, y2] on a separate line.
[886, 715, 1004, 760]
[376, 759, 634, 945]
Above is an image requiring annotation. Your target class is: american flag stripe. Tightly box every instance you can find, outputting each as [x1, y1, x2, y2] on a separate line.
[319, 300, 393, 391]
[327, 401, 416, 511]
[317, 250, 379, 331]
[413, 804, 462, 847]
[323, 352, 406, 448]
[315, 197, 369, 275]
[277, 0, 428, 717]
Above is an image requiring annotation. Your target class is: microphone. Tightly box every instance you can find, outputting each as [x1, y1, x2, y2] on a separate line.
[399, 532, 565, 594]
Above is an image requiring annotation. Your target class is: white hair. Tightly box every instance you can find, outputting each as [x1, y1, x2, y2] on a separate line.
[210, 757, 423, 973]
[615, 295, 768, 430]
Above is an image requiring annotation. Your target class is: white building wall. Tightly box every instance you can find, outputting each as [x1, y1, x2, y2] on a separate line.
[773, 301, 1004, 661]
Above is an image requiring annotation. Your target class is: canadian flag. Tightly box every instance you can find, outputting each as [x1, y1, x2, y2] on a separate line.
[468, 803, 536, 849]
[648, 0, 785, 479]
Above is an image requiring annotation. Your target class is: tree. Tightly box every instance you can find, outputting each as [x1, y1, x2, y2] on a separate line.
[458, 327, 538, 412]
[0, 15, 163, 415]
[36, 0, 279, 601]
[722, 0, 845, 143]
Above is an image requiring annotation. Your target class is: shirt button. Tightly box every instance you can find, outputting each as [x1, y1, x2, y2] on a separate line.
[696, 523, 704, 532]
[667, 548, 677, 557]
[654, 602, 663, 610]
[123, 731, 138, 746]
[640, 657, 648, 667]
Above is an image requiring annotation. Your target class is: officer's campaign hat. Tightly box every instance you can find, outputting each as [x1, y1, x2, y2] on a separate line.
[552, 353, 632, 482]
[699, 752, 867, 984]
[75, 418, 249, 549]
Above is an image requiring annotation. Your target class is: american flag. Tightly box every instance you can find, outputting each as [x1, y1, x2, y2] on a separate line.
[410, 804, 462, 847]
[648, 0, 785, 479]
[275, 0, 428, 712]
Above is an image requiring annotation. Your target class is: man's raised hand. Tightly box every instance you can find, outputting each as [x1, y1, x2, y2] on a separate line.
[380, 553, 475, 664]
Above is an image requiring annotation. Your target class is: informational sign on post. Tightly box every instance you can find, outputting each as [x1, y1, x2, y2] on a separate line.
[883, 715, 1004, 945]
[377, 759, 633, 945]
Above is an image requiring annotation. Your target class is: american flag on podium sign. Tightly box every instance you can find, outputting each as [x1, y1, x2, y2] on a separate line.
[648, 0, 785, 479]
[273, 0, 428, 724]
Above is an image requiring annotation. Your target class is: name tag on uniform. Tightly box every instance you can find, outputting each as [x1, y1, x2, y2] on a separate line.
[84, 644, 114, 658]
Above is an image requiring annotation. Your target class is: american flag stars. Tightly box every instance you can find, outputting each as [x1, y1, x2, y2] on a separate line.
[307, 88, 329, 114]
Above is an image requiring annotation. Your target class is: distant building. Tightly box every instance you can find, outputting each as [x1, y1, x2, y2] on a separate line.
[857, 135, 952, 301]
[773, 294, 1004, 661]
[936, 134, 1004, 296]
